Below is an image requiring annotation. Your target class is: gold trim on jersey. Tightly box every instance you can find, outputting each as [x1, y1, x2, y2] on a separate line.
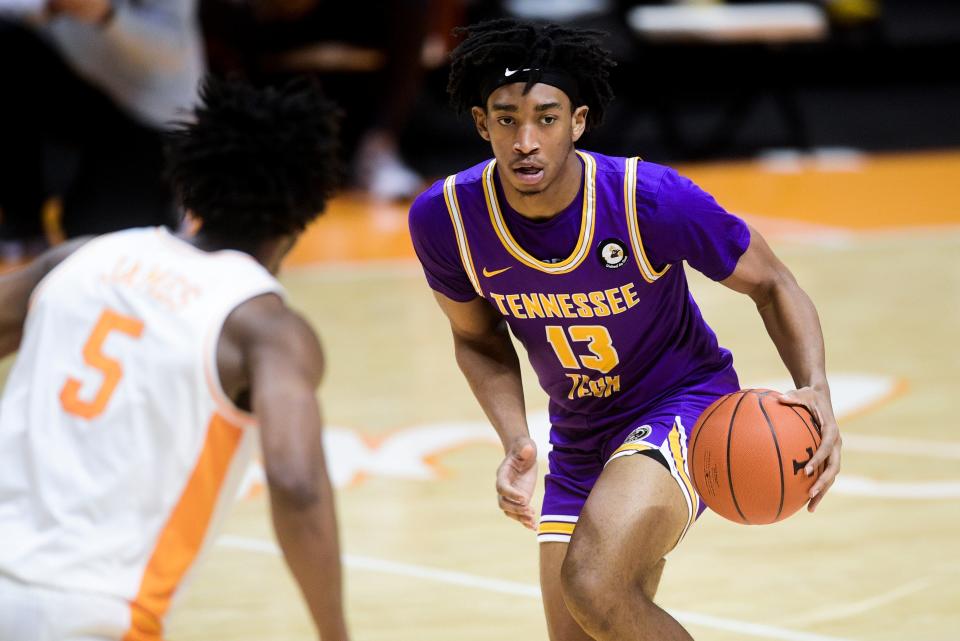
[624, 156, 671, 283]
[442, 174, 484, 297]
[482, 151, 597, 275]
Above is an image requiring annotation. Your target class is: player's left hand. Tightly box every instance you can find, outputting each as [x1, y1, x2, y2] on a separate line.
[496, 437, 538, 531]
[778, 386, 841, 513]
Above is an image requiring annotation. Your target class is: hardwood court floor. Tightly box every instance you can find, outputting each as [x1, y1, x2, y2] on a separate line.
[7, 150, 960, 641]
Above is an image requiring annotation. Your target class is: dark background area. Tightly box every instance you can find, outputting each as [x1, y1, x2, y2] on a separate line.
[402, 0, 960, 177]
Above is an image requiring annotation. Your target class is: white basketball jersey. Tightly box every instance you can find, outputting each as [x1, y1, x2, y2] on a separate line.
[0, 227, 283, 637]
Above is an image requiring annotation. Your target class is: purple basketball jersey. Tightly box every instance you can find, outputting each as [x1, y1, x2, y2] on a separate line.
[409, 151, 750, 436]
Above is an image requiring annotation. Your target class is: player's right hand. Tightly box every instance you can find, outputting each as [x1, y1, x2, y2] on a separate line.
[495, 436, 538, 531]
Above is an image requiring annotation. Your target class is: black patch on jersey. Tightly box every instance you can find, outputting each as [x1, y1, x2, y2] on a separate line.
[597, 238, 628, 269]
[624, 425, 652, 443]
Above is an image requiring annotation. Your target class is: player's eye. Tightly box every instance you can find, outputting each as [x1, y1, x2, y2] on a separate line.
[542, 115, 557, 125]
[497, 117, 515, 126]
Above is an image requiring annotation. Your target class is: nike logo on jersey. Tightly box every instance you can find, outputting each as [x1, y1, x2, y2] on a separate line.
[482, 266, 513, 277]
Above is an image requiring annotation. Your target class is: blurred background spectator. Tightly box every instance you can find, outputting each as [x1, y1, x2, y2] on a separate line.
[400, 0, 960, 176]
[0, 0, 203, 261]
[1, 0, 957, 261]
[201, 0, 453, 201]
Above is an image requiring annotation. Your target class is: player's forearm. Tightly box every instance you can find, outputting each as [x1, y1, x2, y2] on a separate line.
[756, 276, 829, 393]
[0, 284, 30, 357]
[453, 325, 529, 451]
[269, 478, 349, 641]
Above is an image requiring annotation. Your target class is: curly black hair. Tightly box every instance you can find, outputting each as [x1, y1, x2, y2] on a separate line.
[447, 18, 616, 130]
[165, 76, 342, 240]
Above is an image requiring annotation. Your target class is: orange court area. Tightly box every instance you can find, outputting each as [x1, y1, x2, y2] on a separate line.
[284, 149, 960, 269]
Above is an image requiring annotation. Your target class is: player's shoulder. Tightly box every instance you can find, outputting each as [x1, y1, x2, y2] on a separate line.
[449, 156, 493, 188]
[224, 293, 324, 384]
[91, 226, 161, 248]
[579, 149, 628, 176]
[408, 179, 450, 246]
[579, 149, 672, 190]
[409, 177, 447, 222]
[634, 159, 675, 198]
[408, 158, 490, 231]
[60, 227, 181, 268]
[231, 293, 319, 351]
[620, 158, 701, 210]
[32, 229, 147, 288]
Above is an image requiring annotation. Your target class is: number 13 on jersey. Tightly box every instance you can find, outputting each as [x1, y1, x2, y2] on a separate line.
[60, 308, 144, 420]
[545, 325, 622, 400]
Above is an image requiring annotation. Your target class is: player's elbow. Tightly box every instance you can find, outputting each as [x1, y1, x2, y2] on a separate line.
[0, 330, 23, 360]
[749, 265, 795, 309]
[452, 318, 510, 351]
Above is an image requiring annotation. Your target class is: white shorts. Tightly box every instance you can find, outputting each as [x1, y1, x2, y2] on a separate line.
[0, 574, 130, 641]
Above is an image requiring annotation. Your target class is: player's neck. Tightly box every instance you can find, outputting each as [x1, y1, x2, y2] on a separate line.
[498, 150, 582, 221]
[180, 231, 292, 274]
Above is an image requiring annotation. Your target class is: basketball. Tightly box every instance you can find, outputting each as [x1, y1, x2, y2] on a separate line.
[689, 389, 822, 525]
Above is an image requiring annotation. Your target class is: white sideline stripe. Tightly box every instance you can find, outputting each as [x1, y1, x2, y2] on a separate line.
[842, 433, 960, 461]
[673, 611, 857, 641]
[218, 535, 857, 641]
[780, 579, 930, 627]
[833, 474, 960, 499]
[219, 534, 539, 597]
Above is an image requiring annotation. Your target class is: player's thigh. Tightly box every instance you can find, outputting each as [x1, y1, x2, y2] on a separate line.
[540, 542, 594, 641]
[566, 453, 689, 589]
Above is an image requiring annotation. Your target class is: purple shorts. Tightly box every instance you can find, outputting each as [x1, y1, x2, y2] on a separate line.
[537, 387, 732, 544]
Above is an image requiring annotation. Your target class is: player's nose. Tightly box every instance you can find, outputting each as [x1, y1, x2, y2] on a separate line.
[513, 125, 540, 155]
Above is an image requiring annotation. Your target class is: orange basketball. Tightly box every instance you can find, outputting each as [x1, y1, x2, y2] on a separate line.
[689, 389, 822, 525]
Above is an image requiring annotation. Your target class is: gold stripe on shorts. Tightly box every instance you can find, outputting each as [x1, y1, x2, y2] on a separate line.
[609, 441, 656, 460]
[538, 521, 577, 536]
[667, 419, 698, 538]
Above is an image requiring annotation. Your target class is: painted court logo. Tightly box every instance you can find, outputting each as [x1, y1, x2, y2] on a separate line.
[597, 239, 629, 269]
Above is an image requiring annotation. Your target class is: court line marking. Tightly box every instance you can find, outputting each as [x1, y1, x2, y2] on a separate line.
[842, 433, 960, 461]
[779, 578, 931, 627]
[218, 535, 858, 641]
[832, 475, 960, 499]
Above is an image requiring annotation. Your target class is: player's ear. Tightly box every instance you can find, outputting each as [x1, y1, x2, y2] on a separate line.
[471, 106, 491, 141]
[571, 105, 588, 142]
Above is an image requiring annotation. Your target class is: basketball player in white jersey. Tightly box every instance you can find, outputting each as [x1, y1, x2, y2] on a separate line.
[0, 78, 350, 640]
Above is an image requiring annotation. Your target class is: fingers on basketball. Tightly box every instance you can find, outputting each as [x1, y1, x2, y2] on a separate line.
[689, 389, 824, 525]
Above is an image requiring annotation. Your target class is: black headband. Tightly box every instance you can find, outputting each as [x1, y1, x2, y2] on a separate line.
[479, 67, 582, 109]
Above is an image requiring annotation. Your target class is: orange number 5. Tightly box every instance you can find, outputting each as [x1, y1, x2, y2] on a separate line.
[60, 308, 144, 420]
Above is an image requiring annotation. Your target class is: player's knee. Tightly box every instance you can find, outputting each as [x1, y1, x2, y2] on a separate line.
[559, 542, 617, 632]
[561, 538, 663, 638]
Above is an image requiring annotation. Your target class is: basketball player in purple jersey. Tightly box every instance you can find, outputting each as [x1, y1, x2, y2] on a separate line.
[409, 20, 841, 641]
